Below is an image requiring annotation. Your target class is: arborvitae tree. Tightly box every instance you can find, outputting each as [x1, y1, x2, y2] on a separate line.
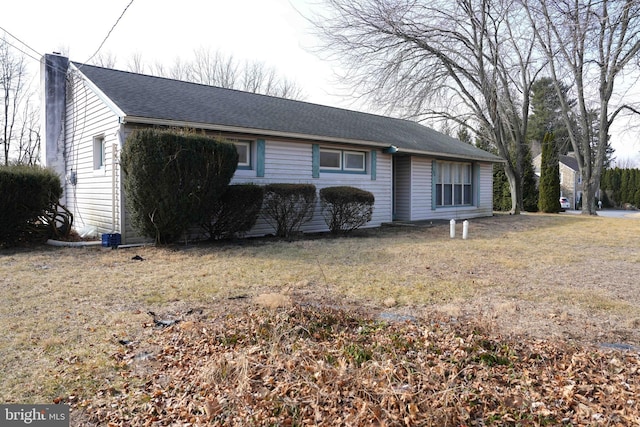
[619, 169, 635, 204]
[538, 132, 561, 213]
[611, 167, 622, 206]
[522, 144, 538, 212]
[474, 131, 512, 212]
[634, 170, 640, 207]
[492, 164, 512, 211]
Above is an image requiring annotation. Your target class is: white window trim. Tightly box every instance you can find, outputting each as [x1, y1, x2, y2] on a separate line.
[320, 148, 367, 173]
[319, 148, 343, 171]
[436, 161, 473, 207]
[343, 150, 366, 172]
[234, 140, 252, 168]
[93, 136, 105, 171]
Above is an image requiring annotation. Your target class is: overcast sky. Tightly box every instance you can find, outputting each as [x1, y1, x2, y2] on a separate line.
[3, 0, 639, 164]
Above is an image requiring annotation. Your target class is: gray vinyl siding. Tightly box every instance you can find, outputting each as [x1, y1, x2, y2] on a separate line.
[393, 157, 411, 221]
[117, 131, 493, 242]
[64, 74, 122, 238]
[409, 157, 432, 220]
[231, 139, 393, 237]
[478, 162, 494, 212]
[392, 158, 494, 222]
[424, 161, 494, 221]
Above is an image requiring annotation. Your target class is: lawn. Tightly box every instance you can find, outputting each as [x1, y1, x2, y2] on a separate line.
[1, 213, 639, 425]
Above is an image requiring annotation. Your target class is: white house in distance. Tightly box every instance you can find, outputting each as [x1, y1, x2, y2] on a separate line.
[41, 53, 502, 244]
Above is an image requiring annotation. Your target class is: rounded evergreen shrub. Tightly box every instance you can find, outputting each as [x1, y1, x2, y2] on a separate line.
[319, 186, 374, 234]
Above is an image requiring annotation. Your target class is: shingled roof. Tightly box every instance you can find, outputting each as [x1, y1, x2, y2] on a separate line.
[559, 154, 579, 171]
[72, 62, 501, 162]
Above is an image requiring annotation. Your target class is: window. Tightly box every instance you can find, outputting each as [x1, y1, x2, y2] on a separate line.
[93, 136, 105, 170]
[233, 140, 251, 168]
[319, 148, 366, 173]
[436, 161, 473, 207]
[344, 151, 366, 171]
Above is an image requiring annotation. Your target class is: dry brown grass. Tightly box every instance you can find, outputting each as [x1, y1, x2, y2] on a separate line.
[1, 212, 639, 410]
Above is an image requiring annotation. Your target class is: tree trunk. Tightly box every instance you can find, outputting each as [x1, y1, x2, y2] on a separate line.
[503, 164, 521, 215]
[582, 178, 598, 215]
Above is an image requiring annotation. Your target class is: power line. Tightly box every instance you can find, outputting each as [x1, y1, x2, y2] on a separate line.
[0, 26, 43, 63]
[84, 0, 136, 65]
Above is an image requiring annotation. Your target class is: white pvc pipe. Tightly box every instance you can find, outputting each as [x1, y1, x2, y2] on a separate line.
[462, 220, 469, 240]
[450, 219, 456, 238]
[46, 239, 102, 247]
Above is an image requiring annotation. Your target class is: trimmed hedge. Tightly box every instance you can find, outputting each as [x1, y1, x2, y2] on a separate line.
[203, 184, 264, 240]
[262, 183, 316, 238]
[0, 165, 63, 245]
[320, 186, 374, 234]
[121, 129, 238, 244]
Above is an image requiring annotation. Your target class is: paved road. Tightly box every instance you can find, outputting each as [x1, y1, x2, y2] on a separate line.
[564, 209, 640, 219]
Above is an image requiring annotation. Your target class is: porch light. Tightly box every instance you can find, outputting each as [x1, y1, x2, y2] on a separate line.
[383, 145, 398, 154]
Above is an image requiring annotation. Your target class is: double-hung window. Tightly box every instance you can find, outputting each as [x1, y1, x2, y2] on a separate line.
[319, 148, 366, 173]
[436, 161, 473, 206]
[232, 140, 252, 169]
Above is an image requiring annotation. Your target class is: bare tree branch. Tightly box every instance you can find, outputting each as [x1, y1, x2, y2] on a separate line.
[1, 36, 28, 165]
[310, 0, 543, 213]
[524, 0, 640, 214]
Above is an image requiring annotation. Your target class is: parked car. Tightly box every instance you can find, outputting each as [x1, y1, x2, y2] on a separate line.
[560, 197, 570, 210]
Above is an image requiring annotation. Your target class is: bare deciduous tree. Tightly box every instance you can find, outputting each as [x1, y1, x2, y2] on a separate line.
[137, 48, 306, 100]
[524, 0, 640, 214]
[126, 52, 145, 74]
[190, 48, 239, 87]
[310, 0, 543, 213]
[16, 99, 40, 165]
[90, 51, 117, 68]
[152, 56, 191, 81]
[1, 37, 29, 165]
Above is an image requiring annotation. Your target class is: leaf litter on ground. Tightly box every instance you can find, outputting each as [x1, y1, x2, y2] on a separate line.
[71, 301, 639, 426]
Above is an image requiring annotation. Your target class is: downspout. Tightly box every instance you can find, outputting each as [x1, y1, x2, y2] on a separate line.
[117, 123, 126, 243]
[112, 141, 117, 232]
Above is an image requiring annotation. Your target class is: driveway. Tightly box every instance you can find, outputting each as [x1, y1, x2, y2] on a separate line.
[564, 209, 640, 219]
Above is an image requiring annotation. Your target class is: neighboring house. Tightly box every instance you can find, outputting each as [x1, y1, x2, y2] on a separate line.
[533, 153, 582, 209]
[41, 54, 502, 244]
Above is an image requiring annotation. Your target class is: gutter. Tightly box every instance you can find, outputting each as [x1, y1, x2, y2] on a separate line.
[119, 116, 504, 163]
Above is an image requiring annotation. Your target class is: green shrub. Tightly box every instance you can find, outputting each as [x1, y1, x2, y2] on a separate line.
[121, 129, 238, 244]
[538, 132, 561, 213]
[0, 165, 63, 246]
[262, 183, 316, 238]
[203, 184, 264, 240]
[320, 186, 374, 234]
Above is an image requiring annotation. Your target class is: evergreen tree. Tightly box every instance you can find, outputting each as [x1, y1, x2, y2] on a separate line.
[528, 78, 574, 156]
[475, 130, 512, 211]
[521, 144, 538, 212]
[457, 125, 473, 145]
[538, 132, 561, 213]
[611, 167, 622, 206]
[621, 169, 632, 205]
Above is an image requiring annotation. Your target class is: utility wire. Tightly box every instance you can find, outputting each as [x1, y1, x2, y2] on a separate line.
[0, 26, 43, 63]
[83, 0, 136, 65]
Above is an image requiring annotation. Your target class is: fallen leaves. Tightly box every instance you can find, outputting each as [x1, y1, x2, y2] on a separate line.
[74, 303, 639, 426]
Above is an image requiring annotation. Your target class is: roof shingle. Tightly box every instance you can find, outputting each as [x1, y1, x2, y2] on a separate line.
[72, 62, 501, 162]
